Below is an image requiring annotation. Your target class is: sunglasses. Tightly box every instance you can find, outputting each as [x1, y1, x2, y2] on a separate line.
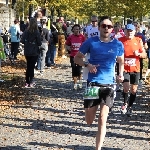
[101, 24, 113, 29]
[92, 20, 97, 22]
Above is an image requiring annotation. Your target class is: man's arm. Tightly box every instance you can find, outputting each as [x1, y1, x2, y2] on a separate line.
[117, 55, 124, 77]
[74, 51, 85, 66]
[139, 39, 147, 58]
[74, 52, 99, 74]
[139, 48, 147, 58]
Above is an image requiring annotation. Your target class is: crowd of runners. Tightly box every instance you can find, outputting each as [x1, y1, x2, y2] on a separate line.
[0, 7, 150, 150]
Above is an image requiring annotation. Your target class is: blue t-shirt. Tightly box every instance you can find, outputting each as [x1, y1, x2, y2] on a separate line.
[79, 36, 124, 84]
[8, 25, 20, 42]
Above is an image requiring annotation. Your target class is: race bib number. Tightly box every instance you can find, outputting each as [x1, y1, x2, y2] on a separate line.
[125, 58, 136, 66]
[83, 86, 100, 100]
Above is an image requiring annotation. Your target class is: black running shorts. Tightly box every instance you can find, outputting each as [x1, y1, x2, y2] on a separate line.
[84, 82, 115, 108]
[70, 56, 82, 77]
[123, 72, 140, 85]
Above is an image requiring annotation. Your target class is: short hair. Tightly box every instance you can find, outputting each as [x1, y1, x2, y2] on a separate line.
[72, 24, 81, 31]
[115, 22, 120, 25]
[98, 16, 111, 27]
[91, 15, 98, 20]
[14, 19, 19, 24]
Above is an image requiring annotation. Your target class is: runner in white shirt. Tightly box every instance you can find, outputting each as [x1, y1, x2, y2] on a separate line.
[84, 15, 100, 39]
[83, 16, 100, 81]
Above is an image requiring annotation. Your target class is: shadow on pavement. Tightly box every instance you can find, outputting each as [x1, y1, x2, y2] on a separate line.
[28, 142, 95, 150]
[0, 146, 27, 150]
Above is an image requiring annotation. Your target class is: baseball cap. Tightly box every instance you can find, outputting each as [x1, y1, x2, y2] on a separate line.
[125, 24, 135, 30]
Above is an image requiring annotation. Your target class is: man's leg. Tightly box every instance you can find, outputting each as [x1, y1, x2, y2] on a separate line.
[96, 87, 114, 150]
[50, 44, 56, 65]
[121, 72, 130, 114]
[36, 52, 41, 70]
[128, 84, 138, 107]
[14, 42, 19, 59]
[40, 50, 47, 72]
[85, 105, 98, 125]
[46, 45, 51, 67]
[127, 72, 139, 116]
[11, 42, 14, 57]
[96, 103, 109, 150]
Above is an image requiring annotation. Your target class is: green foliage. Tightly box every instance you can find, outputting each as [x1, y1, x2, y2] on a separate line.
[14, 0, 150, 22]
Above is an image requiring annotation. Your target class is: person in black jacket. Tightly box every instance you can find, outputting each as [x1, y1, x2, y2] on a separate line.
[45, 22, 58, 67]
[21, 18, 42, 87]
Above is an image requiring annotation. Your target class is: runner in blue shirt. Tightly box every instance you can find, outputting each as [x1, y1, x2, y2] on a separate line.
[74, 16, 124, 150]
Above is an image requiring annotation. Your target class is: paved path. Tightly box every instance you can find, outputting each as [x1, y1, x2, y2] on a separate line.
[0, 58, 150, 150]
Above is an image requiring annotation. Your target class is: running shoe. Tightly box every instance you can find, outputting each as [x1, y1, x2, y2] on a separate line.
[126, 107, 132, 117]
[73, 83, 78, 90]
[25, 83, 29, 88]
[120, 104, 127, 114]
[29, 82, 36, 88]
[78, 80, 83, 89]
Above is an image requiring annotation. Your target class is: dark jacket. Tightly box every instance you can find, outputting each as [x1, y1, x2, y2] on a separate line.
[21, 30, 42, 56]
[49, 31, 58, 45]
[41, 28, 49, 43]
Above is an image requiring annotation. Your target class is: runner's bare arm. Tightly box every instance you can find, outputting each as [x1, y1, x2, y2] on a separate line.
[65, 45, 71, 51]
[84, 33, 88, 40]
[144, 42, 148, 50]
[74, 51, 85, 66]
[139, 40, 147, 58]
[117, 55, 124, 76]
[74, 52, 99, 74]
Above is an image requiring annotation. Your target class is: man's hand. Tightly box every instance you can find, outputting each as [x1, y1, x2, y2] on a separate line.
[117, 75, 124, 82]
[134, 50, 139, 56]
[87, 64, 99, 74]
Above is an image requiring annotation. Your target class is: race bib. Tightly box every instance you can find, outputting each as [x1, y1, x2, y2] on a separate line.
[125, 58, 136, 66]
[83, 86, 100, 100]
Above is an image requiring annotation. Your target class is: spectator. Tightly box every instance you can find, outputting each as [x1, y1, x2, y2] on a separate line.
[20, 21, 26, 33]
[46, 30, 58, 67]
[36, 19, 49, 74]
[21, 18, 42, 87]
[8, 19, 20, 60]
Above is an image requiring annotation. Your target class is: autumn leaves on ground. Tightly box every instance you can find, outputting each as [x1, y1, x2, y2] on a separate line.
[0, 55, 150, 109]
[0, 55, 62, 108]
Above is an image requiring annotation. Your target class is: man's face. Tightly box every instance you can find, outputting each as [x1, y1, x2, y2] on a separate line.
[99, 19, 113, 38]
[91, 17, 98, 27]
[114, 24, 120, 32]
[37, 11, 42, 18]
[125, 29, 136, 38]
[133, 23, 140, 32]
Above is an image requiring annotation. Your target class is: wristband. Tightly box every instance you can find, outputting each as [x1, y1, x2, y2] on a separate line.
[84, 62, 89, 67]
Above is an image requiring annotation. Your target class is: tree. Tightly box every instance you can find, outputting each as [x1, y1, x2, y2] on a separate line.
[14, 0, 150, 23]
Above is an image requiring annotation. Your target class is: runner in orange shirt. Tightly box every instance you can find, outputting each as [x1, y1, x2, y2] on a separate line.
[118, 24, 147, 116]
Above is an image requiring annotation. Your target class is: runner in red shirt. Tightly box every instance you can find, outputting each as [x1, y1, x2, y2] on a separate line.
[65, 24, 85, 89]
[118, 24, 147, 116]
